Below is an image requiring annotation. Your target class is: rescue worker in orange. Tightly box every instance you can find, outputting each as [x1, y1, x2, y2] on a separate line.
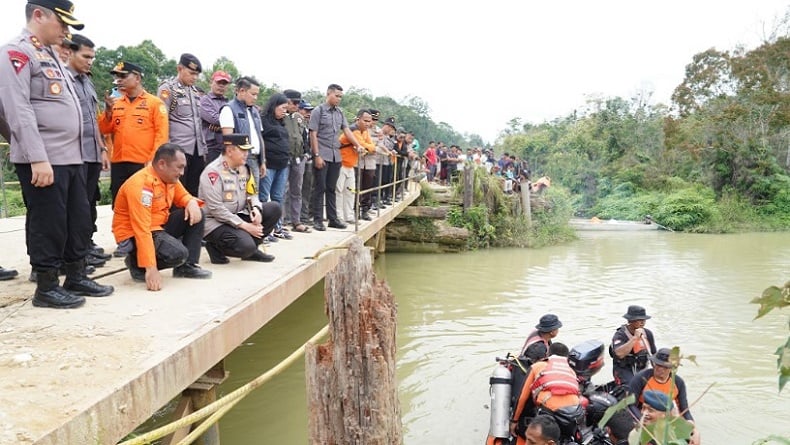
[112, 143, 211, 291]
[99, 60, 169, 203]
[520, 313, 562, 361]
[628, 348, 700, 445]
[337, 109, 376, 223]
[610, 305, 657, 386]
[510, 342, 581, 444]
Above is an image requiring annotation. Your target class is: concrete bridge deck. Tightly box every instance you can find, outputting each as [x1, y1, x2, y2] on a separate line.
[0, 187, 419, 445]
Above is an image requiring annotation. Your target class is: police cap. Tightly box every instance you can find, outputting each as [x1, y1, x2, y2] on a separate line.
[28, 0, 84, 30]
[382, 117, 397, 130]
[223, 133, 253, 150]
[298, 100, 314, 111]
[61, 34, 78, 50]
[179, 53, 202, 73]
[110, 61, 144, 77]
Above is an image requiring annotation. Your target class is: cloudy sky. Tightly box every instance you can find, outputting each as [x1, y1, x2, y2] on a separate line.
[3, 1, 788, 142]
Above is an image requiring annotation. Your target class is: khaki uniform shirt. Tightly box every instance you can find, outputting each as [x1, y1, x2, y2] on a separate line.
[0, 30, 83, 165]
[198, 156, 262, 236]
[158, 77, 206, 156]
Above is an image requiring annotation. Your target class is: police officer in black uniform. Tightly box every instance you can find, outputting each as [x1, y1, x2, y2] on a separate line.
[0, 0, 113, 308]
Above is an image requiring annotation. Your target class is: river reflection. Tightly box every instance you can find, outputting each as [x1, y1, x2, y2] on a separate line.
[219, 232, 790, 444]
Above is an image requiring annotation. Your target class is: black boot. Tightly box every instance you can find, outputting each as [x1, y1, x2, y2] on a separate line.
[205, 242, 229, 264]
[0, 266, 18, 281]
[63, 259, 114, 297]
[32, 268, 85, 309]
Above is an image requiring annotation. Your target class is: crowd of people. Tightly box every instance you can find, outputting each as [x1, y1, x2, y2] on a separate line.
[0, 0, 552, 308]
[495, 306, 701, 445]
[0, 0, 441, 307]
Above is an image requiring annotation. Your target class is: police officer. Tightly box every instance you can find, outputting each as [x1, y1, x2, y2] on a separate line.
[0, 0, 113, 309]
[282, 89, 311, 233]
[158, 53, 206, 196]
[65, 33, 111, 262]
[198, 134, 279, 263]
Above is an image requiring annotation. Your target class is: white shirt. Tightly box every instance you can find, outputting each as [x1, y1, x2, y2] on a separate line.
[219, 106, 261, 155]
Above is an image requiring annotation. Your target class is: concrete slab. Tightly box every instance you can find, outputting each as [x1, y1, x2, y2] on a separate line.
[0, 187, 419, 445]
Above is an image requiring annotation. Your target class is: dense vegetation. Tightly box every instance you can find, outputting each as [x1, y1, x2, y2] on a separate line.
[498, 32, 790, 232]
[4, 25, 790, 233]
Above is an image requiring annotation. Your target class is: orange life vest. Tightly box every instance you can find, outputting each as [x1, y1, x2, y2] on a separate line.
[530, 356, 580, 401]
[520, 330, 549, 356]
[638, 375, 680, 409]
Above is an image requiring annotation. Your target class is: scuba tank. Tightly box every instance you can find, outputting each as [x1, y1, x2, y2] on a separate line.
[488, 357, 512, 439]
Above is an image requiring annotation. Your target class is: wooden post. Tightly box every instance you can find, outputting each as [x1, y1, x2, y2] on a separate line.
[162, 361, 228, 445]
[305, 237, 402, 445]
[463, 164, 473, 212]
[521, 180, 532, 227]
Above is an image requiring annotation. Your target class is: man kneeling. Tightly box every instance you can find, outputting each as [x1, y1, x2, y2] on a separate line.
[199, 134, 279, 264]
[113, 144, 212, 291]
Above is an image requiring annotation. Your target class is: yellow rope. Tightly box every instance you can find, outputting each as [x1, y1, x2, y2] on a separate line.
[118, 324, 329, 445]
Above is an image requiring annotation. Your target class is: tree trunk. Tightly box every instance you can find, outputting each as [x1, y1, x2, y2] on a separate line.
[305, 237, 402, 445]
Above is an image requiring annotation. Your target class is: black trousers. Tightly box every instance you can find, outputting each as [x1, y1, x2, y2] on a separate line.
[360, 168, 376, 212]
[16, 163, 90, 269]
[110, 161, 144, 205]
[204, 202, 280, 259]
[84, 162, 102, 235]
[300, 160, 314, 224]
[310, 160, 341, 223]
[128, 208, 206, 270]
[182, 149, 205, 197]
[380, 164, 394, 200]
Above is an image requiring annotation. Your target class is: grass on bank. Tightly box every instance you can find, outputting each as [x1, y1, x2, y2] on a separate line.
[445, 168, 576, 249]
[0, 179, 112, 218]
[587, 177, 790, 233]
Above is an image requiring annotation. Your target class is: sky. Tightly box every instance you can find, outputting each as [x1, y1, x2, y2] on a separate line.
[2, 0, 788, 143]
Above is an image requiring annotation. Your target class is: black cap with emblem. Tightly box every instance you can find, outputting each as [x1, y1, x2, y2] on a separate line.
[110, 61, 144, 77]
[28, 0, 84, 30]
[178, 53, 202, 73]
[223, 133, 253, 150]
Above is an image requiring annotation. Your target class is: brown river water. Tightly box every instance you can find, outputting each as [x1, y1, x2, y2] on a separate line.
[214, 231, 790, 444]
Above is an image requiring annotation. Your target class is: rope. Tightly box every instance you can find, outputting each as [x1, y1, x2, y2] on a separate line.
[118, 324, 329, 445]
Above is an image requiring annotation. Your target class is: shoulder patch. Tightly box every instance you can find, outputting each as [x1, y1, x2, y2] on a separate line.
[159, 104, 167, 114]
[207, 171, 219, 185]
[7, 50, 29, 74]
[141, 187, 153, 207]
[160, 89, 170, 100]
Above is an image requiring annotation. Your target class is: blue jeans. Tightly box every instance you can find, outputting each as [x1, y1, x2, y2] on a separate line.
[259, 166, 289, 204]
[260, 166, 289, 229]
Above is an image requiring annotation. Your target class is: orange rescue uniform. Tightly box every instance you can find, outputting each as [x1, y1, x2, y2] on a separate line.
[99, 90, 169, 164]
[513, 358, 581, 421]
[338, 127, 375, 168]
[112, 165, 203, 268]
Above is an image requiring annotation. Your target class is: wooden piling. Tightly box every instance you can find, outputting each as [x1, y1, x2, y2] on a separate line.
[305, 237, 402, 445]
[521, 180, 532, 227]
[463, 164, 473, 212]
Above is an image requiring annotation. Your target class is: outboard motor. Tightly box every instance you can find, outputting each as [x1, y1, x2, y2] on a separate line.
[488, 357, 512, 439]
[569, 340, 605, 394]
[585, 392, 618, 427]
